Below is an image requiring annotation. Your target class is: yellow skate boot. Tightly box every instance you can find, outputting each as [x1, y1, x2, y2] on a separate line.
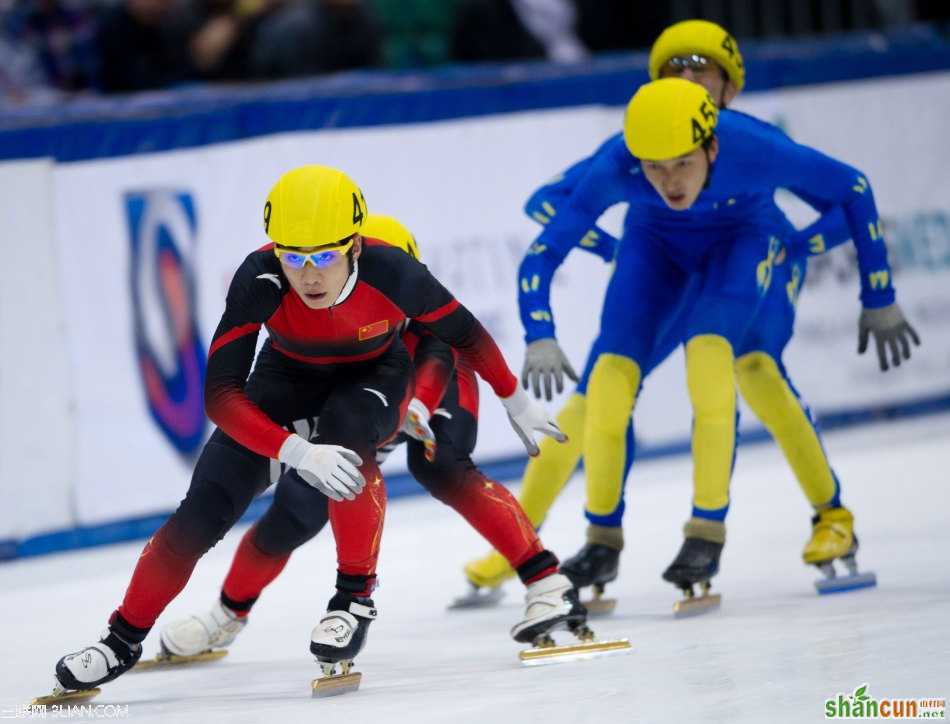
[450, 551, 515, 609]
[804, 507, 877, 594]
[802, 507, 854, 565]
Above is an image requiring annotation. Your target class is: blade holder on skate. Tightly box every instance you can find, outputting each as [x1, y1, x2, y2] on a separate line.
[814, 555, 877, 595]
[672, 582, 722, 618]
[133, 649, 228, 672]
[32, 684, 101, 707]
[312, 660, 362, 698]
[581, 584, 617, 617]
[519, 634, 632, 666]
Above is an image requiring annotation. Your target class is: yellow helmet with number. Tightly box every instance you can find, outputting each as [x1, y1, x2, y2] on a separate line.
[361, 214, 422, 261]
[649, 19, 745, 92]
[623, 78, 718, 161]
[263, 165, 367, 248]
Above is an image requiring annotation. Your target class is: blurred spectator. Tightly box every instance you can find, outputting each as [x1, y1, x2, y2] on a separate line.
[96, 0, 193, 93]
[511, 0, 587, 62]
[573, 0, 669, 54]
[369, 0, 457, 68]
[188, 0, 380, 81]
[0, 0, 97, 102]
[308, 0, 381, 73]
[450, 0, 546, 62]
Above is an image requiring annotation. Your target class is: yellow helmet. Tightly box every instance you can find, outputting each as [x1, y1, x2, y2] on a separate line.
[649, 20, 745, 93]
[623, 78, 718, 161]
[361, 214, 422, 261]
[263, 165, 367, 248]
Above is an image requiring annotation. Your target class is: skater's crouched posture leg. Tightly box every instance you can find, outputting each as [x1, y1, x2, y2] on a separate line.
[408, 375, 583, 643]
[407, 384, 558, 586]
[309, 353, 410, 666]
[58, 436, 270, 688]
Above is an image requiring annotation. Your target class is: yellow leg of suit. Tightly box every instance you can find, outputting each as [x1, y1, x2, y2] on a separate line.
[735, 351, 836, 508]
[584, 354, 641, 518]
[686, 335, 736, 513]
[463, 393, 588, 588]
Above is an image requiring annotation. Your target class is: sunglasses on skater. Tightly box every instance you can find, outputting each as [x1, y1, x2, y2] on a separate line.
[661, 54, 714, 75]
[274, 237, 355, 269]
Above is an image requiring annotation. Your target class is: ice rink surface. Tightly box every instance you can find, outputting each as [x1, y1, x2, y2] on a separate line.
[2, 413, 948, 723]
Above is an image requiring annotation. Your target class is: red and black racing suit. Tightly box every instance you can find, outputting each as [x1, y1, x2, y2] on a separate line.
[108, 239, 519, 643]
[217, 325, 559, 616]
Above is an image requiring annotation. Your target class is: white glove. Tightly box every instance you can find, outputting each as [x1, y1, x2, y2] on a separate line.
[278, 434, 365, 502]
[401, 397, 437, 461]
[501, 386, 567, 457]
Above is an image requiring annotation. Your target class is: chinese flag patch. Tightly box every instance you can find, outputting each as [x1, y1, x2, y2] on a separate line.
[358, 319, 390, 341]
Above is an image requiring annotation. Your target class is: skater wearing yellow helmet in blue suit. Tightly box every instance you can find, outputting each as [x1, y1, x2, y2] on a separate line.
[458, 21, 919, 612]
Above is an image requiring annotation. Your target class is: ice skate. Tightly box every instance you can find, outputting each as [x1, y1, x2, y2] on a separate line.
[560, 541, 621, 616]
[804, 507, 877, 594]
[450, 551, 514, 610]
[559, 524, 623, 615]
[135, 601, 245, 671]
[310, 593, 376, 698]
[663, 518, 724, 618]
[38, 629, 142, 703]
[513, 573, 631, 665]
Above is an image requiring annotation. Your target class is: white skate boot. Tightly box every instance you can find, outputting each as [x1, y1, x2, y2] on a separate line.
[511, 573, 586, 643]
[511, 573, 632, 666]
[39, 629, 142, 705]
[134, 601, 245, 671]
[310, 594, 377, 698]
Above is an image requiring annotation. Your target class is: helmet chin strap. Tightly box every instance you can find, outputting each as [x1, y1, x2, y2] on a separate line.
[702, 143, 715, 190]
[332, 261, 360, 306]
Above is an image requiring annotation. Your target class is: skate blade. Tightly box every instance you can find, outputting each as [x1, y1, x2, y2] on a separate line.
[673, 593, 721, 618]
[815, 571, 877, 595]
[311, 672, 362, 698]
[32, 687, 100, 706]
[519, 638, 631, 666]
[581, 597, 617, 617]
[133, 649, 228, 672]
[448, 586, 505, 610]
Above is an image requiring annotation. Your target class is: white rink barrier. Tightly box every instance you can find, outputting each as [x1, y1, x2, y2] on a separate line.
[1, 64, 948, 551]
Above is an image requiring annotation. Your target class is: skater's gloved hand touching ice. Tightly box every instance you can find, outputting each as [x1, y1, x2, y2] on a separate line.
[502, 386, 567, 456]
[278, 434, 365, 501]
[401, 397, 436, 462]
[857, 303, 920, 371]
[522, 338, 578, 401]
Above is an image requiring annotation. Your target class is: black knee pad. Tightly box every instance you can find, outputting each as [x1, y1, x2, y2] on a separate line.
[407, 439, 473, 504]
[166, 440, 266, 558]
[254, 470, 330, 556]
[319, 387, 399, 456]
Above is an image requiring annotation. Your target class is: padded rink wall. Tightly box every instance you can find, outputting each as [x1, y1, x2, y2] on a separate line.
[1, 28, 949, 559]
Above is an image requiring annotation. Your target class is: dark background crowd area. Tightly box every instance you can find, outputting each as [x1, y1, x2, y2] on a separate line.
[2, 0, 949, 105]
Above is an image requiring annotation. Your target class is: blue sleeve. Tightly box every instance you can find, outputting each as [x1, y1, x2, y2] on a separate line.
[524, 158, 620, 263]
[784, 205, 852, 259]
[518, 137, 631, 343]
[747, 134, 895, 307]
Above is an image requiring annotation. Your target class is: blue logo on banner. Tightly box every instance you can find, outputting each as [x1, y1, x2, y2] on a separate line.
[125, 190, 207, 458]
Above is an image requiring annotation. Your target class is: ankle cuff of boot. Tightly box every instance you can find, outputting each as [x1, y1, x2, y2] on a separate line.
[220, 591, 257, 617]
[586, 524, 624, 551]
[108, 610, 151, 645]
[515, 549, 559, 584]
[683, 518, 726, 544]
[335, 571, 376, 597]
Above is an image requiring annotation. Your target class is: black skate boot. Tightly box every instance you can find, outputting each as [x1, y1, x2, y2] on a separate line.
[310, 591, 377, 697]
[662, 518, 725, 618]
[54, 628, 143, 694]
[559, 525, 622, 615]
